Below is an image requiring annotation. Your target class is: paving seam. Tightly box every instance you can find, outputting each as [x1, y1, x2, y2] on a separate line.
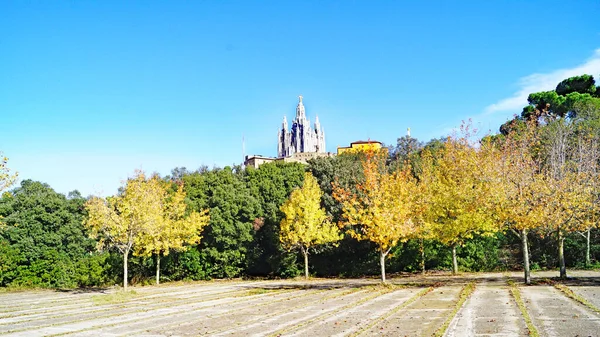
[48, 288, 309, 337]
[0, 286, 259, 329]
[0, 288, 294, 335]
[433, 282, 476, 337]
[0, 284, 217, 308]
[187, 287, 366, 337]
[0, 286, 253, 324]
[552, 283, 600, 315]
[507, 280, 540, 337]
[431, 282, 476, 337]
[348, 286, 434, 337]
[265, 287, 394, 337]
[0, 283, 257, 316]
[118, 288, 337, 336]
[0, 279, 275, 313]
[202, 288, 372, 337]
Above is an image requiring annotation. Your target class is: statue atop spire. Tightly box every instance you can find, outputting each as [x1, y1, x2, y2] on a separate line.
[295, 94, 306, 120]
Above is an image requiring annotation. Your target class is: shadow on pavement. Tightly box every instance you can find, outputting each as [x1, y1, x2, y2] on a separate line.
[54, 287, 110, 294]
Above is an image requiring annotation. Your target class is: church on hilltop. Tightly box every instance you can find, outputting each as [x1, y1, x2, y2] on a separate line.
[244, 96, 334, 168]
[277, 96, 326, 157]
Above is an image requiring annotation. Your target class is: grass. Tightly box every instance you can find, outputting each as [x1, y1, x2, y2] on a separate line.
[432, 282, 476, 337]
[243, 288, 278, 296]
[507, 279, 540, 337]
[553, 282, 600, 314]
[91, 290, 139, 305]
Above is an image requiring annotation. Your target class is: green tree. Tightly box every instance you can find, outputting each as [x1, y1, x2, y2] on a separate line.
[280, 172, 341, 279]
[244, 161, 305, 277]
[389, 135, 423, 163]
[308, 154, 377, 277]
[0, 180, 98, 288]
[182, 166, 260, 278]
[308, 153, 365, 220]
[556, 75, 597, 96]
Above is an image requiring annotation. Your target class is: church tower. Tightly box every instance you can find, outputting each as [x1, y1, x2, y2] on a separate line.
[278, 96, 326, 157]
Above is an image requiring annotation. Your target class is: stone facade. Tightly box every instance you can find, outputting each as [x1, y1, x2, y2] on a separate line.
[281, 151, 335, 164]
[244, 155, 277, 169]
[278, 96, 326, 157]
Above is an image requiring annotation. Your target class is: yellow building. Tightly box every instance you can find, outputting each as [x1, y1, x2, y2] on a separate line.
[337, 140, 385, 155]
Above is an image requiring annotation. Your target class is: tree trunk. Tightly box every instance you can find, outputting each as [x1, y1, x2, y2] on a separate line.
[380, 250, 387, 283]
[452, 245, 458, 275]
[123, 250, 129, 290]
[302, 247, 309, 280]
[586, 228, 591, 266]
[521, 229, 531, 285]
[156, 254, 161, 285]
[420, 239, 426, 275]
[558, 231, 567, 279]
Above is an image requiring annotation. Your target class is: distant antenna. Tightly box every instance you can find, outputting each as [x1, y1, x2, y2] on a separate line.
[407, 127, 411, 137]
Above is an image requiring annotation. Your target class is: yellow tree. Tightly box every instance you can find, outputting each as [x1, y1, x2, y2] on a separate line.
[539, 120, 595, 279]
[333, 150, 420, 283]
[411, 185, 434, 275]
[280, 172, 341, 279]
[540, 169, 591, 279]
[495, 119, 547, 284]
[572, 132, 600, 266]
[422, 126, 502, 275]
[84, 171, 165, 290]
[134, 182, 210, 285]
[0, 153, 17, 192]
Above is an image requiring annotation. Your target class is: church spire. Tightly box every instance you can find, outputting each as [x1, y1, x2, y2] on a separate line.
[296, 95, 306, 121]
[282, 115, 288, 130]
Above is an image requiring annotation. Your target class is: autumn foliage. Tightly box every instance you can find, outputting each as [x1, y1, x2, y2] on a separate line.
[280, 172, 341, 279]
[84, 171, 209, 288]
[333, 149, 421, 282]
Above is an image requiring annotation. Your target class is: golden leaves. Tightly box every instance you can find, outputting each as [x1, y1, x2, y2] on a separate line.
[420, 130, 503, 246]
[0, 153, 17, 192]
[84, 170, 210, 257]
[333, 149, 420, 254]
[279, 172, 341, 251]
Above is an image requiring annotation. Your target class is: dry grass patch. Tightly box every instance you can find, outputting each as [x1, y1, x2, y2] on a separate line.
[92, 290, 139, 305]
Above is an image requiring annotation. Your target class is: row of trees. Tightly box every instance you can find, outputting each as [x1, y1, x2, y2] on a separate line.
[276, 74, 600, 284]
[1, 74, 599, 287]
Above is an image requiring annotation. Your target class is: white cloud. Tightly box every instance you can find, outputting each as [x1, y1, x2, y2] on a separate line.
[484, 48, 600, 114]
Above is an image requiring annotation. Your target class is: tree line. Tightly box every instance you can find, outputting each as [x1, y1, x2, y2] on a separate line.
[1, 74, 600, 287]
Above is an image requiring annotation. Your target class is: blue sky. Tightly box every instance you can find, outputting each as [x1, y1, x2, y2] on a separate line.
[1, 1, 599, 196]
